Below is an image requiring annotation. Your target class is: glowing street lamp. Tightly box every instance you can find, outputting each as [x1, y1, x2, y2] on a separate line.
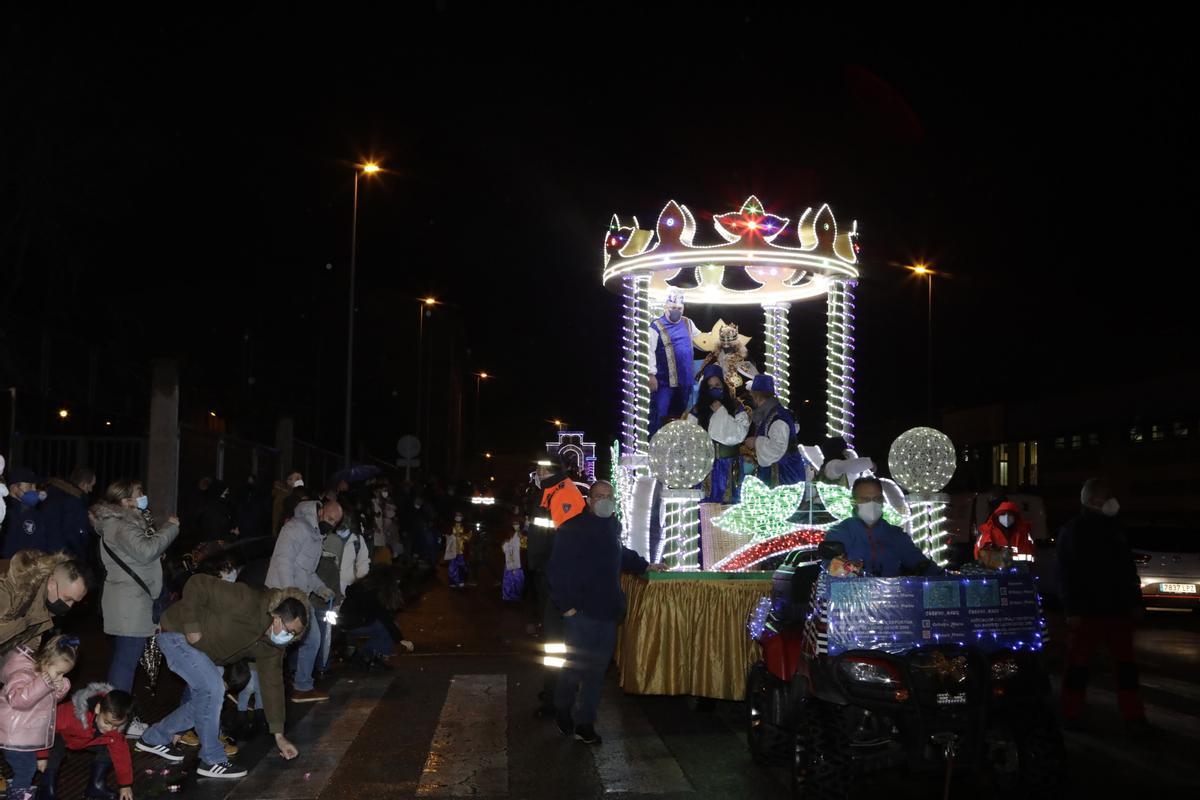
[344, 160, 383, 467]
[908, 263, 936, 419]
[57, 409, 69, 420]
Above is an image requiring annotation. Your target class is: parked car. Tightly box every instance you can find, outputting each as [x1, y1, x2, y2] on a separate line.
[1127, 524, 1200, 610]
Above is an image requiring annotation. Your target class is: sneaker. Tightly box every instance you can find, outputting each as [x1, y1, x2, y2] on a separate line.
[399, 640, 415, 653]
[574, 724, 602, 745]
[178, 730, 200, 747]
[555, 713, 573, 736]
[290, 688, 330, 703]
[125, 717, 149, 739]
[196, 761, 248, 779]
[136, 740, 186, 763]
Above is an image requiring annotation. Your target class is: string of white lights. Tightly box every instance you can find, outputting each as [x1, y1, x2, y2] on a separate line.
[825, 280, 856, 446]
[634, 275, 652, 453]
[658, 493, 701, 570]
[620, 276, 640, 453]
[908, 500, 949, 565]
[762, 303, 791, 407]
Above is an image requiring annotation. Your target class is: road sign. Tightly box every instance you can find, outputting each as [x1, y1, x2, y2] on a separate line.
[397, 435, 421, 459]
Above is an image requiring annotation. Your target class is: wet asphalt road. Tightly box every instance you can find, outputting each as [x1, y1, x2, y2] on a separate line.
[115, 563, 1199, 800]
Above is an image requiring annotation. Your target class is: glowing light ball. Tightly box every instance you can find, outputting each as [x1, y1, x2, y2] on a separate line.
[648, 419, 713, 489]
[888, 427, 957, 493]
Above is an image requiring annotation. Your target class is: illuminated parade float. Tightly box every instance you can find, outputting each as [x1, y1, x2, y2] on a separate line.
[603, 196, 956, 575]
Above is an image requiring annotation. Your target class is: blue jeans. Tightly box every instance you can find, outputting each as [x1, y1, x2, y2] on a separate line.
[291, 606, 321, 691]
[142, 632, 227, 766]
[344, 620, 394, 659]
[3, 748, 38, 786]
[236, 664, 262, 712]
[107, 634, 148, 693]
[555, 613, 617, 726]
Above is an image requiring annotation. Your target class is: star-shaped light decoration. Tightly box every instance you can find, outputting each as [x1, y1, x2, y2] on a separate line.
[603, 214, 641, 266]
[692, 319, 752, 353]
[713, 476, 807, 540]
[713, 196, 789, 244]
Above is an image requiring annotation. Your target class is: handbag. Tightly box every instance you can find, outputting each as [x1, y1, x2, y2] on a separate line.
[101, 539, 166, 623]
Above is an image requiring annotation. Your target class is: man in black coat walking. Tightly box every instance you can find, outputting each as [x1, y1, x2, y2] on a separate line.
[1056, 478, 1151, 734]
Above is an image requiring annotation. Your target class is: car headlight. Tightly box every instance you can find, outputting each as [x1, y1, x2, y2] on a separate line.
[839, 658, 900, 686]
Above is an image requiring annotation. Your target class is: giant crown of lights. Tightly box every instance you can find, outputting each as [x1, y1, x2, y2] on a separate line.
[602, 196, 860, 305]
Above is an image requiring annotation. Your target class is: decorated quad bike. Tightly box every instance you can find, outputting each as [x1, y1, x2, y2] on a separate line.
[746, 551, 1065, 799]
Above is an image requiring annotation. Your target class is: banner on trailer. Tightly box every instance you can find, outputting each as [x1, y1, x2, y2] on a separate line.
[825, 574, 1041, 655]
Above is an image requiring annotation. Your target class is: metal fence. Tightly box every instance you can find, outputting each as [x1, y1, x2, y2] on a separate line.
[179, 425, 280, 490]
[10, 434, 147, 490]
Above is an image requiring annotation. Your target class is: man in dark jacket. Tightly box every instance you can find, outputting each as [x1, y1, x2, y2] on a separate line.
[42, 467, 96, 561]
[547, 480, 660, 744]
[1056, 478, 1149, 732]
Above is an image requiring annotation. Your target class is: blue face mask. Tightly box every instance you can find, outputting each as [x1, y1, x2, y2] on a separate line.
[136, 495, 149, 511]
[707, 386, 724, 400]
[269, 625, 296, 646]
[336, 528, 351, 540]
[20, 490, 41, 507]
[667, 310, 682, 323]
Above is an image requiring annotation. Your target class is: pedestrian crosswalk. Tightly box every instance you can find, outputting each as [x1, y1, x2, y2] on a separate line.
[417, 675, 509, 796]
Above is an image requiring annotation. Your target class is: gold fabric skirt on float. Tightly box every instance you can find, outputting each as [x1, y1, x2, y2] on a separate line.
[615, 572, 771, 701]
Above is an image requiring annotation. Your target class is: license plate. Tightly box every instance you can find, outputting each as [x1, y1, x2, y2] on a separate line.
[1160, 583, 1197, 594]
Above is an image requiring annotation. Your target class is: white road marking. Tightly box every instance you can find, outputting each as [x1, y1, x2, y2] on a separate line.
[417, 674, 508, 796]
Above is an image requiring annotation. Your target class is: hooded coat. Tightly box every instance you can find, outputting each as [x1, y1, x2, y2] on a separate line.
[0, 550, 75, 655]
[975, 500, 1035, 559]
[94, 503, 180, 637]
[41, 479, 92, 560]
[265, 501, 330, 598]
[0, 644, 71, 750]
[159, 575, 310, 734]
[39, 682, 135, 787]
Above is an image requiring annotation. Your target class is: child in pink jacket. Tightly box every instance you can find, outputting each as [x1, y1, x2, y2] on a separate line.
[0, 636, 77, 799]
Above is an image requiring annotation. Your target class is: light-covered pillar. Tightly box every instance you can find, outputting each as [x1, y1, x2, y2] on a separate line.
[762, 302, 791, 407]
[907, 492, 950, 566]
[620, 275, 653, 455]
[657, 488, 703, 570]
[825, 280, 856, 446]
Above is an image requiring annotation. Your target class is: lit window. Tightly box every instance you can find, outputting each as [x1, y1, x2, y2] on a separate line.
[1151, 425, 1164, 442]
[1173, 421, 1190, 439]
[1129, 426, 1144, 443]
[1071, 435, 1082, 450]
[1054, 437, 1065, 450]
[1087, 432, 1100, 447]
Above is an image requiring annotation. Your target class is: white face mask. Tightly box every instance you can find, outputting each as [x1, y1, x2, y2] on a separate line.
[591, 498, 616, 518]
[856, 501, 883, 525]
[1101, 498, 1120, 517]
[998, 514, 1013, 528]
[219, 569, 239, 583]
[291, 479, 304, 488]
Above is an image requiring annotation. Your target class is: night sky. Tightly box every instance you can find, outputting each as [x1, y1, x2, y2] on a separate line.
[3, 7, 1195, 470]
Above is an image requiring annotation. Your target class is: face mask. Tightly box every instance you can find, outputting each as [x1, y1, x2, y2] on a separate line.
[44, 583, 72, 617]
[998, 514, 1013, 528]
[337, 528, 351, 540]
[454, 517, 463, 524]
[1101, 498, 1119, 517]
[512, 524, 520, 531]
[318, 520, 334, 535]
[707, 387, 724, 400]
[414, 501, 422, 509]
[667, 309, 682, 323]
[269, 625, 296, 646]
[20, 490, 41, 507]
[291, 479, 304, 488]
[380, 491, 389, 499]
[591, 498, 616, 518]
[856, 501, 883, 525]
[219, 569, 239, 583]
[136, 495, 149, 511]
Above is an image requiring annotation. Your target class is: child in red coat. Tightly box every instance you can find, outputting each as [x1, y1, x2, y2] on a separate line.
[37, 684, 134, 800]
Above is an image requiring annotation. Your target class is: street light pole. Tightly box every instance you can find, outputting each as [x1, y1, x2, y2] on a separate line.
[926, 271, 933, 421]
[344, 163, 380, 468]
